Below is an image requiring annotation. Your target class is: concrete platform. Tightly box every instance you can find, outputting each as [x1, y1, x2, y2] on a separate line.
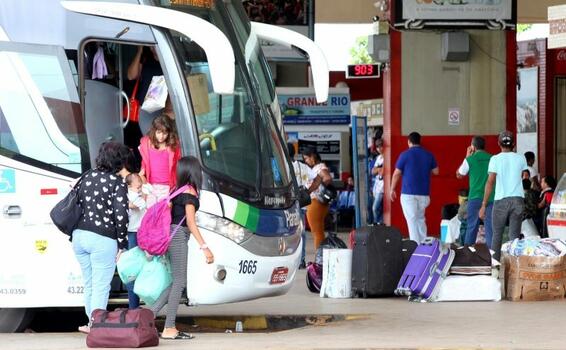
[3, 232, 566, 349]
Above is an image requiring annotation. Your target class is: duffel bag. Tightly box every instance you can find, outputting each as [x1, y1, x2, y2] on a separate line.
[449, 243, 492, 276]
[86, 308, 158, 348]
[306, 262, 323, 293]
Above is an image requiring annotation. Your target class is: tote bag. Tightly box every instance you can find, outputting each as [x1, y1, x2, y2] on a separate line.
[50, 174, 85, 237]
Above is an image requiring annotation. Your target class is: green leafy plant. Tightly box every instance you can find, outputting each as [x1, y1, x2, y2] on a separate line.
[349, 36, 374, 64]
[517, 24, 533, 33]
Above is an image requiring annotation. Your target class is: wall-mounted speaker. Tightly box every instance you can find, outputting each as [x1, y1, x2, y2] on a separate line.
[441, 32, 470, 62]
[368, 34, 390, 63]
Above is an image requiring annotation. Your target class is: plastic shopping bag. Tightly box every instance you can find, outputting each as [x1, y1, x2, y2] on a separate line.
[440, 217, 460, 244]
[117, 247, 148, 284]
[141, 75, 168, 113]
[319, 248, 352, 298]
[133, 255, 172, 306]
[521, 219, 540, 238]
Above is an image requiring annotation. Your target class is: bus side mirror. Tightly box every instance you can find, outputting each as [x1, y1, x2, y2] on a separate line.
[251, 22, 329, 103]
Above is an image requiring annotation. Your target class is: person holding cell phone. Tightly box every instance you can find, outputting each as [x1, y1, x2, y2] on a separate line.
[456, 136, 494, 247]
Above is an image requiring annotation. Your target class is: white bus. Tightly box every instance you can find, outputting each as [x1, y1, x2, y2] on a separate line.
[0, 0, 329, 332]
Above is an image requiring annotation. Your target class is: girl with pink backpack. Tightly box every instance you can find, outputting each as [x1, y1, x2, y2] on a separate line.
[148, 156, 214, 340]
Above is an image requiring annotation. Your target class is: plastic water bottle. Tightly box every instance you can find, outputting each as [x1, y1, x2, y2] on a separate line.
[513, 238, 525, 256]
[235, 320, 243, 333]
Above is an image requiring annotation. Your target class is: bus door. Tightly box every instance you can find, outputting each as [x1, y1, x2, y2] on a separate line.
[83, 64, 126, 166]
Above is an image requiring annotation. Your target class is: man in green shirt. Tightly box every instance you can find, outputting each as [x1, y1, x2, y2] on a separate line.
[456, 136, 494, 247]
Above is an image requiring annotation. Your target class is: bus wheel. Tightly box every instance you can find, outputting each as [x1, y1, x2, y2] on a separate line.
[0, 308, 34, 333]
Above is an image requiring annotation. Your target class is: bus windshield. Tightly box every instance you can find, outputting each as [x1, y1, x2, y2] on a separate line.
[160, 0, 293, 204]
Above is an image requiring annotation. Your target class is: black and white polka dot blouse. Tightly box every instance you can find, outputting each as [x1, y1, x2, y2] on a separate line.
[75, 169, 129, 250]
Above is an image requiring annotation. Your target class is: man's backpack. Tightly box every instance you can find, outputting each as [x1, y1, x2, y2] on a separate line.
[137, 185, 189, 256]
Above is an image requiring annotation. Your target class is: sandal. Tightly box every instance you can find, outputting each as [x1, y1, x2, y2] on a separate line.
[78, 325, 90, 334]
[160, 331, 194, 340]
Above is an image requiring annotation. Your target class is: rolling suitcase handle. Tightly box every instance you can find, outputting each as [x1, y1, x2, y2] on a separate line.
[422, 237, 436, 245]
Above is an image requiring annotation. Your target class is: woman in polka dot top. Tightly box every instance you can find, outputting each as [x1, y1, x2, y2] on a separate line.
[72, 141, 131, 334]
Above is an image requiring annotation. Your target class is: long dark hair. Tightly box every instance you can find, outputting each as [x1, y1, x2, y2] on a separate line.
[95, 141, 131, 173]
[148, 115, 178, 149]
[302, 147, 321, 163]
[176, 156, 202, 191]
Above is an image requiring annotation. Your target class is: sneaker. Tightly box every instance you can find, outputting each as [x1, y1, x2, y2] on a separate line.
[299, 261, 307, 269]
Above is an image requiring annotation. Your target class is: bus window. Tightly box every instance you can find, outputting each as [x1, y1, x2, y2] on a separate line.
[170, 32, 259, 187]
[0, 107, 17, 153]
[0, 42, 87, 175]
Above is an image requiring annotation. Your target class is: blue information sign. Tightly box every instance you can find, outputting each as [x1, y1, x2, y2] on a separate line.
[351, 117, 369, 228]
[278, 89, 350, 125]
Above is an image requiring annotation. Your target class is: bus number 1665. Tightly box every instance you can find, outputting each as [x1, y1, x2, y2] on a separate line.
[238, 260, 258, 274]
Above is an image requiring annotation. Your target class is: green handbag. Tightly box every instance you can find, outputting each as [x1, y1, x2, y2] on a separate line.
[133, 256, 172, 306]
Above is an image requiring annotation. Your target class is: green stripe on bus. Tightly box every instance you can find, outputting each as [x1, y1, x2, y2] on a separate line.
[245, 206, 260, 231]
[233, 201, 249, 227]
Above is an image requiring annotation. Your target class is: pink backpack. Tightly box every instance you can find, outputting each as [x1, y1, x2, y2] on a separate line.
[137, 185, 189, 256]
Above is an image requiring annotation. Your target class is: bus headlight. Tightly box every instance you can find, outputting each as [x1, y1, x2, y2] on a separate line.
[196, 212, 253, 244]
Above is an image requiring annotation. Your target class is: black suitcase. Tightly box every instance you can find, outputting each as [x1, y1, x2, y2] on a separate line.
[401, 239, 418, 270]
[351, 225, 403, 298]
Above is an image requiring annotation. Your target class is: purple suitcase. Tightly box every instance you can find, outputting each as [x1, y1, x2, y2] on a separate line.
[395, 238, 454, 301]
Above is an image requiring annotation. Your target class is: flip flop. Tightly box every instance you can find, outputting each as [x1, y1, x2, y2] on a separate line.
[160, 331, 194, 340]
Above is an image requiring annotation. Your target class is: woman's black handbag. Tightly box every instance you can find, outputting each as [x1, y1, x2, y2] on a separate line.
[319, 183, 337, 204]
[298, 186, 311, 208]
[50, 176, 84, 237]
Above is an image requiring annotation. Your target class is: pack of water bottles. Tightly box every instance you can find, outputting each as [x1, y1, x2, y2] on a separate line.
[502, 237, 566, 257]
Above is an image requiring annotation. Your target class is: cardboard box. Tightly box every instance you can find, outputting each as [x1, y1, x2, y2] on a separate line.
[504, 255, 566, 301]
[186, 73, 210, 116]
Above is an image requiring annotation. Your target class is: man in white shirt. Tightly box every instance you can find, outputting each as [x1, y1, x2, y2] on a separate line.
[524, 151, 541, 191]
[479, 131, 528, 262]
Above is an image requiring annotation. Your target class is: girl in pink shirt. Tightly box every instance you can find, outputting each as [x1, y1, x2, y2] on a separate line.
[139, 115, 181, 207]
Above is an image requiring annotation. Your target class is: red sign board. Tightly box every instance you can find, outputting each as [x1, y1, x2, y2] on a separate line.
[346, 64, 380, 79]
[269, 267, 288, 285]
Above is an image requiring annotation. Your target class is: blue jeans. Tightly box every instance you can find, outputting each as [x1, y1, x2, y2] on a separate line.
[125, 231, 140, 309]
[72, 229, 117, 320]
[465, 199, 493, 248]
[372, 192, 384, 224]
[492, 197, 524, 262]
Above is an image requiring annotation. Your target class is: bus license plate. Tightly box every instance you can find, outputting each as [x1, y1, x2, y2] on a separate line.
[269, 267, 288, 285]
